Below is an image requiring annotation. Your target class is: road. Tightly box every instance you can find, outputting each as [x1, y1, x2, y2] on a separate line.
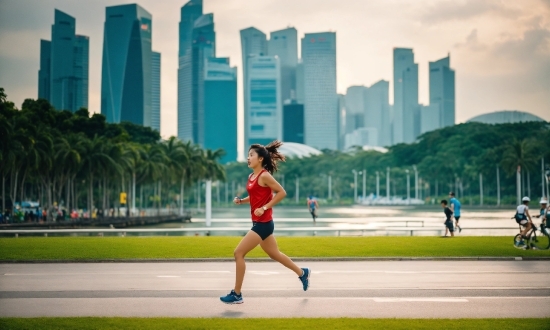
[1, 261, 549, 318]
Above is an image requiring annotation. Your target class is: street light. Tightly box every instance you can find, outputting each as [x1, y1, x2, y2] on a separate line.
[362, 169, 366, 201]
[386, 167, 390, 201]
[406, 169, 410, 205]
[352, 170, 358, 203]
[376, 171, 380, 199]
[413, 165, 418, 200]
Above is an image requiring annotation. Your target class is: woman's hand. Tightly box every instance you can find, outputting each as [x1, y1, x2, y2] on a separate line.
[254, 208, 265, 217]
[233, 197, 241, 205]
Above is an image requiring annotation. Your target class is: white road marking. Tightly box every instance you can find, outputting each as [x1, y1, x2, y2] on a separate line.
[156, 276, 180, 278]
[249, 271, 279, 275]
[374, 298, 468, 302]
[187, 271, 230, 273]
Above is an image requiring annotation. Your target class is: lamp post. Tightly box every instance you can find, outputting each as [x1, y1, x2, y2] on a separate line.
[479, 173, 483, 206]
[362, 169, 366, 202]
[376, 171, 380, 198]
[352, 170, 358, 203]
[413, 165, 418, 200]
[406, 169, 410, 205]
[295, 176, 300, 204]
[386, 167, 390, 201]
[328, 174, 332, 200]
[496, 166, 500, 206]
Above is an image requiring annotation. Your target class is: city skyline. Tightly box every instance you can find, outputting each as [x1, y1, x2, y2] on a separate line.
[1, 0, 549, 152]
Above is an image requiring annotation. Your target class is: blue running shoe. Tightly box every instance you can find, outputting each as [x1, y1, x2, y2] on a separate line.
[299, 268, 310, 291]
[220, 290, 243, 304]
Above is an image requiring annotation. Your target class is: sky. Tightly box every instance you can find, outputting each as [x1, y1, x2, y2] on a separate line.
[1, 0, 549, 149]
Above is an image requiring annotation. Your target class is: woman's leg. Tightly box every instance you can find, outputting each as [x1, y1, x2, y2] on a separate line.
[233, 230, 262, 294]
[260, 235, 302, 276]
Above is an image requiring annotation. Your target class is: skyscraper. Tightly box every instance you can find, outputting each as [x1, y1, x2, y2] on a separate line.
[191, 13, 216, 145]
[245, 55, 282, 146]
[295, 60, 305, 104]
[345, 86, 367, 134]
[268, 27, 298, 103]
[151, 51, 161, 132]
[365, 80, 391, 146]
[283, 102, 304, 144]
[178, 0, 203, 141]
[38, 9, 89, 112]
[101, 4, 152, 126]
[429, 55, 455, 128]
[393, 48, 418, 144]
[302, 32, 338, 150]
[204, 57, 237, 163]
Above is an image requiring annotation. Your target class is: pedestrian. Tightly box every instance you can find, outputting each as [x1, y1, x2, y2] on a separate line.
[220, 140, 310, 304]
[441, 199, 455, 237]
[307, 195, 319, 222]
[449, 191, 462, 233]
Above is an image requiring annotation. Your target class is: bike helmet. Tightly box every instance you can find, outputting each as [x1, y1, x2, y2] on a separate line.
[540, 198, 548, 204]
[522, 196, 530, 202]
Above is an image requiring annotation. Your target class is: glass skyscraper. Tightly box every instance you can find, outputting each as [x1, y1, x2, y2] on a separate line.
[393, 48, 419, 144]
[301, 32, 338, 150]
[178, 0, 203, 141]
[429, 55, 455, 129]
[365, 80, 391, 147]
[101, 4, 152, 126]
[204, 57, 238, 163]
[38, 9, 89, 112]
[246, 55, 282, 146]
[151, 51, 161, 132]
[268, 27, 298, 104]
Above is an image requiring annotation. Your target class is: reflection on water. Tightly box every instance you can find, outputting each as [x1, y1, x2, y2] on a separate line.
[131, 205, 523, 237]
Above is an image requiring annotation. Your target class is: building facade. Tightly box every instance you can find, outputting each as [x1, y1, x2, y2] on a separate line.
[151, 51, 161, 132]
[177, 0, 203, 141]
[365, 80, 391, 147]
[268, 27, 298, 104]
[39, 9, 88, 112]
[101, 4, 153, 127]
[345, 86, 367, 134]
[393, 48, 418, 144]
[283, 102, 304, 144]
[301, 32, 338, 150]
[429, 55, 455, 129]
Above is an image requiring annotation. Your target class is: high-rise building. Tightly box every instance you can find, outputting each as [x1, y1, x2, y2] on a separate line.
[245, 55, 282, 146]
[420, 104, 440, 134]
[268, 27, 298, 103]
[345, 86, 367, 134]
[301, 32, 338, 150]
[178, 0, 203, 141]
[283, 102, 304, 144]
[338, 94, 346, 150]
[393, 48, 418, 144]
[365, 80, 391, 147]
[204, 57, 237, 163]
[38, 9, 89, 112]
[344, 127, 378, 150]
[429, 55, 455, 128]
[101, 4, 152, 126]
[295, 60, 305, 104]
[151, 51, 161, 132]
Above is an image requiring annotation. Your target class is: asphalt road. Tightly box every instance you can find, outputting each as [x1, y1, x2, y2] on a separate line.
[1, 261, 549, 318]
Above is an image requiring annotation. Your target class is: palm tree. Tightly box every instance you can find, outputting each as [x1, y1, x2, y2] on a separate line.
[501, 138, 538, 203]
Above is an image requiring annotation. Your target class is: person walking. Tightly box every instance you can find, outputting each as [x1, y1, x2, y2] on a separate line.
[449, 191, 462, 233]
[307, 195, 319, 222]
[220, 140, 310, 304]
[441, 199, 455, 237]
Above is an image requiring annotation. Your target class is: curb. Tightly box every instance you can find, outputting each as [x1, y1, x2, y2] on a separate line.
[1, 256, 550, 263]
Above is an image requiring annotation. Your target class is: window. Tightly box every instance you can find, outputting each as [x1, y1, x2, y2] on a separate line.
[251, 125, 264, 132]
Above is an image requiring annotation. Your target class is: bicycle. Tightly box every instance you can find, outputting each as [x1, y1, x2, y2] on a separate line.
[513, 220, 550, 250]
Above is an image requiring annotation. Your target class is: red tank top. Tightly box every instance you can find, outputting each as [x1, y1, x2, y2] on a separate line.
[246, 169, 273, 222]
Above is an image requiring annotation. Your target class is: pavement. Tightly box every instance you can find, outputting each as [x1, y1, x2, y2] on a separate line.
[1, 260, 549, 318]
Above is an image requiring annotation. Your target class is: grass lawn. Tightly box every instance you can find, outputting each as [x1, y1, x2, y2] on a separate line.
[1, 236, 549, 261]
[0, 318, 548, 330]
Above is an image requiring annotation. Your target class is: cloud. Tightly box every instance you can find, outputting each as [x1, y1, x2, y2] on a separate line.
[454, 29, 488, 51]
[421, 0, 519, 24]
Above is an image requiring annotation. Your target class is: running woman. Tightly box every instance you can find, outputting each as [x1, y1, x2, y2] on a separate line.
[220, 141, 310, 304]
[307, 195, 319, 222]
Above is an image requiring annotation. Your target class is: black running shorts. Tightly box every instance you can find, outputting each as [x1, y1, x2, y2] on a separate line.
[251, 220, 274, 240]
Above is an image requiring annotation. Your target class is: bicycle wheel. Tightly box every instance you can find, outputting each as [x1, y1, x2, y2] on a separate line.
[514, 234, 526, 249]
[531, 225, 550, 250]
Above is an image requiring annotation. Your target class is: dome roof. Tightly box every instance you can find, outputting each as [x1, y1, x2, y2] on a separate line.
[279, 142, 322, 158]
[466, 111, 545, 124]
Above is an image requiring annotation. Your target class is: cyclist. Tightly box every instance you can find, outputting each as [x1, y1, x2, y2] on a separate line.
[535, 197, 549, 225]
[515, 196, 533, 244]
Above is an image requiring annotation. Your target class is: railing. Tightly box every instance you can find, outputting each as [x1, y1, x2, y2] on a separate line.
[0, 226, 520, 238]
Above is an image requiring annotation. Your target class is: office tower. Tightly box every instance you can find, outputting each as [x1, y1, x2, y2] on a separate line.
[268, 27, 298, 103]
[245, 55, 282, 146]
[345, 86, 367, 134]
[283, 102, 304, 143]
[429, 55, 455, 128]
[365, 80, 391, 146]
[420, 104, 440, 134]
[393, 48, 418, 144]
[38, 9, 89, 111]
[204, 57, 237, 163]
[151, 51, 161, 132]
[296, 60, 304, 104]
[338, 94, 346, 150]
[101, 4, 152, 126]
[344, 127, 378, 150]
[178, 0, 203, 141]
[301, 32, 338, 150]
